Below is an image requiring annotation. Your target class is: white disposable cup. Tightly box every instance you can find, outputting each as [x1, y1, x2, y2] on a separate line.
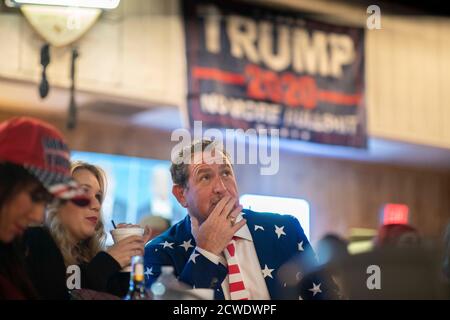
[110, 227, 144, 272]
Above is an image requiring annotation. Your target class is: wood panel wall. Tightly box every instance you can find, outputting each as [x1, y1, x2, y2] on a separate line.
[1, 109, 449, 245]
[235, 153, 450, 245]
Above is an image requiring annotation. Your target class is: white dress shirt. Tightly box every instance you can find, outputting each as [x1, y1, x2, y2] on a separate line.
[195, 213, 271, 300]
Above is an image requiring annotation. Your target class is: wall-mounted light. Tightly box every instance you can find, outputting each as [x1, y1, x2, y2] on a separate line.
[9, 0, 120, 9]
[6, 0, 120, 46]
[381, 203, 409, 225]
[4, 0, 121, 129]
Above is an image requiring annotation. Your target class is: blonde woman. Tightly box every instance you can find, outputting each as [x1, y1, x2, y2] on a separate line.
[23, 161, 152, 299]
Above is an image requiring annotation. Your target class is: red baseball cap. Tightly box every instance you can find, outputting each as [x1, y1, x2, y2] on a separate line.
[0, 117, 89, 204]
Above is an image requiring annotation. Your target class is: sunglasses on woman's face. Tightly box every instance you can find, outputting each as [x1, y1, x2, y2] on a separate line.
[70, 197, 90, 207]
[56, 197, 91, 208]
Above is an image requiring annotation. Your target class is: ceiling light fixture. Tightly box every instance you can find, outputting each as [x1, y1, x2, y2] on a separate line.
[4, 0, 121, 129]
[9, 0, 120, 9]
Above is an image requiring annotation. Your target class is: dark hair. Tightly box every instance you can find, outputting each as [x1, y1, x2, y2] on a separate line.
[0, 162, 37, 209]
[170, 139, 231, 188]
[0, 162, 40, 299]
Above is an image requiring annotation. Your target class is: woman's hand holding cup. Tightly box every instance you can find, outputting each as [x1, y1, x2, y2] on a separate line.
[109, 224, 152, 271]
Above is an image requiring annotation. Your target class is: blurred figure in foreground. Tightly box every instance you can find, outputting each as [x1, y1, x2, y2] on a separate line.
[292, 225, 450, 299]
[328, 224, 448, 299]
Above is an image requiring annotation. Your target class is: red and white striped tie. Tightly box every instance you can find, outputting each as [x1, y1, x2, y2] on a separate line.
[224, 237, 250, 300]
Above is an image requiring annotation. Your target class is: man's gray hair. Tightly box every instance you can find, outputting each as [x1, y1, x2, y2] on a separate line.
[170, 139, 231, 188]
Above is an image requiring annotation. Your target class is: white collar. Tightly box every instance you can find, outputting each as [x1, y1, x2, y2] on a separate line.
[234, 212, 252, 241]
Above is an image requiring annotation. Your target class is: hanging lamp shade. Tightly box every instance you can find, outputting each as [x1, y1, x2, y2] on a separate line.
[20, 4, 101, 47]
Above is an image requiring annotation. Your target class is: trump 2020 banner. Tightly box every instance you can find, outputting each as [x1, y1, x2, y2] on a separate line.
[183, 0, 366, 148]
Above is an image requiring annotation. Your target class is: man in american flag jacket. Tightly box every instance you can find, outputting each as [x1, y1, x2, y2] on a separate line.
[144, 139, 338, 300]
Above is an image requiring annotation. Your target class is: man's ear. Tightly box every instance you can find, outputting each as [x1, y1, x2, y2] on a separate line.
[172, 184, 187, 208]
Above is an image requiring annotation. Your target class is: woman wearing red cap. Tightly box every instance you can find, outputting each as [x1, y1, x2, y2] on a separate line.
[23, 161, 152, 299]
[0, 117, 89, 299]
